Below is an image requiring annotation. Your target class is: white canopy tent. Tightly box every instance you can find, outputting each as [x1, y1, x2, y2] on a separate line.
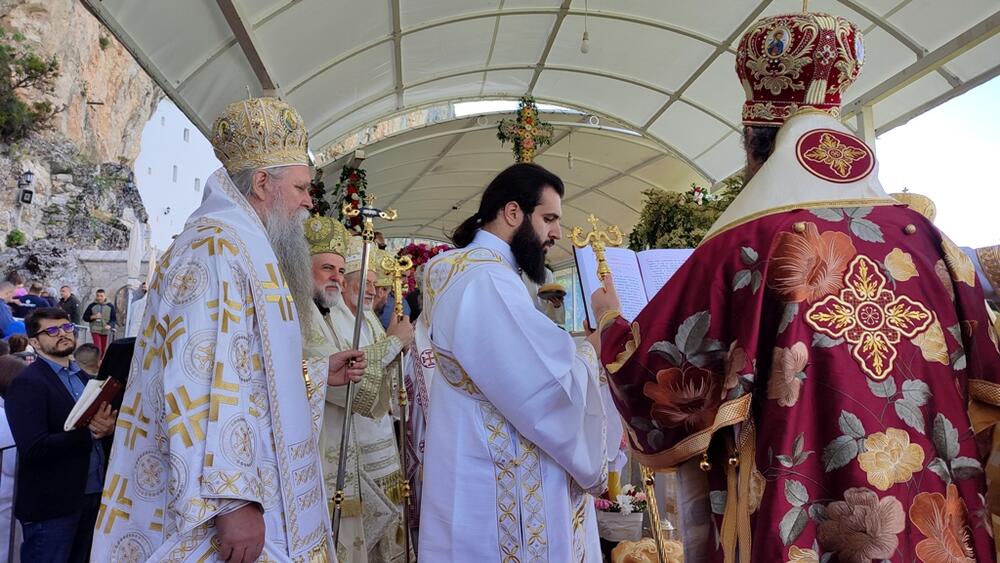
[83, 0, 1000, 262]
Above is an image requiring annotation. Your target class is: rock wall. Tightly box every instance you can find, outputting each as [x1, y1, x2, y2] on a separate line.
[0, 0, 162, 163]
[0, 0, 162, 307]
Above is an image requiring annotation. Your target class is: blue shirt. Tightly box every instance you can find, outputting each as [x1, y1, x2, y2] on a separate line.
[0, 301, 14, 335]
[39, 356, 106, 494]
[380, 293, 412, 329]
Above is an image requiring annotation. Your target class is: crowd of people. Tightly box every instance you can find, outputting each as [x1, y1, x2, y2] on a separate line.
[0, 306, 133, 561]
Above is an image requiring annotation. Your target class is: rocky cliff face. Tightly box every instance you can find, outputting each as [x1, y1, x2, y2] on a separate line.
[0, 0, 162, 296]
[0, 0, 161, 163]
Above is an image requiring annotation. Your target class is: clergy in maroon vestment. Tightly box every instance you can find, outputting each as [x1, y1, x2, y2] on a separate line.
[596, 11, 1000, 563]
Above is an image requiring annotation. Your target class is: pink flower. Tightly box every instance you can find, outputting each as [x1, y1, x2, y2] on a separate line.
[595, 498, 613, 511]
[634, 492, 647, 502]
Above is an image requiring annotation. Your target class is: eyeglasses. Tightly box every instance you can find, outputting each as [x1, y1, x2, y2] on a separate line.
[33, 323, 76, 337]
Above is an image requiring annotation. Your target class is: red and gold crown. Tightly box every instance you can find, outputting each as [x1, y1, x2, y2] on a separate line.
[736, 12, 864, 127]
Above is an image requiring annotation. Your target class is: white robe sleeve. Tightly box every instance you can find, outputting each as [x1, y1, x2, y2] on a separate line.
[439, 268, 608, 493]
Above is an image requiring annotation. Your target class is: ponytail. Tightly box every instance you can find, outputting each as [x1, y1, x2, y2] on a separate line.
[450, 213, 482, 248]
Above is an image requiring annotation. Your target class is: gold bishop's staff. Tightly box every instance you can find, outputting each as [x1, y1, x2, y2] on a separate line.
[332, 196, 398, 543]
[381, 252, 416, 562]
[571, 214, 667, 563]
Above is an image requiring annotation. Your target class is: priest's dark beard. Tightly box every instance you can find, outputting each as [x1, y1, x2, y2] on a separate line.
[263, 197, 314, 332]
[511, 216, 548, 285]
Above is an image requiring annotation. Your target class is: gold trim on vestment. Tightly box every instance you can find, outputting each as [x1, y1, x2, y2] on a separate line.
[969, 379, 1000, 434]
[629, 394, 753, 469]
[702, 199, 900, 246]
[978, 246, 1000, 291]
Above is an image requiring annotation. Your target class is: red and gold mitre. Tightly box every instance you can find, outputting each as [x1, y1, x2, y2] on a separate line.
[736, 12, 864, 127]
[211, 97, 310, 175]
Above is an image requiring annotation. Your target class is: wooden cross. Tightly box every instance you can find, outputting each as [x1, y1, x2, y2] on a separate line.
[570, 214, 623, 281]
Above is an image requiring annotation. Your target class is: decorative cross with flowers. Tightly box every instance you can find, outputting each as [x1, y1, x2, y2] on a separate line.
[497, 96, 555, 163]
[334, 165, 368, 232]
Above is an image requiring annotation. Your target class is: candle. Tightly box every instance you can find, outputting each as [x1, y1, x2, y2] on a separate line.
[607, 471, 621, 499]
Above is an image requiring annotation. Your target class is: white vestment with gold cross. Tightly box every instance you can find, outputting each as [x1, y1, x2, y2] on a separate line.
[91, 168, 334, 562]
[312, 292, 407, 563]
[418, 229, 610, 563]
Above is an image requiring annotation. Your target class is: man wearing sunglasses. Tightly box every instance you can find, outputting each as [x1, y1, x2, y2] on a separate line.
[5, 307, 117, 563]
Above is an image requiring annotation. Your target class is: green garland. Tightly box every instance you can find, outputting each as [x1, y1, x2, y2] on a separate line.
[627, 177, 744, 250]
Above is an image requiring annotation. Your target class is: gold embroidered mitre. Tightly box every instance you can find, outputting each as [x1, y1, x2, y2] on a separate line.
[304, 215, 348, 257]
[374, 248, 394, 288]
[345, 236, 377, 275]
[890, 191, 937, 222]
[211, 97, 310, 175]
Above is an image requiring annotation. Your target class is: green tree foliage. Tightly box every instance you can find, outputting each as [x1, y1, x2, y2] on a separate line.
[0, 27, 61, 143]
[5, 229, 26, 247]
[627, 176, 745, 250]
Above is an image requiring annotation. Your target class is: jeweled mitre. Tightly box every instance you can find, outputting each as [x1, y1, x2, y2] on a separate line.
[304, 215, 348, 257]
[737, 12, 864, 127]
[211, 97, 310, 175]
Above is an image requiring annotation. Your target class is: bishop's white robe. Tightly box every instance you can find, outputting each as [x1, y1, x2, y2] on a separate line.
[419, 230, 609, 562]
[91, 169, 334, 562]
[316, 296, 407, 563]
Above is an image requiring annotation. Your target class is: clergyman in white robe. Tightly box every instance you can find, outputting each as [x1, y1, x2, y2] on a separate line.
[91, 169, 334, 562]
[419, 229, 609, 562]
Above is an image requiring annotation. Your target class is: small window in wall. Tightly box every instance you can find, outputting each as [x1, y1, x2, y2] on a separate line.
[172, 165, 178, 183]
[161, 116, 166, 126]
[147, 167, 152, 175]
[183, 128, 190, 142]
[194, 177, 201, 192]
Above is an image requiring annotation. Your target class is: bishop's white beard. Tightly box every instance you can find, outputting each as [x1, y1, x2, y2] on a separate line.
[263, 198, 314, 333]
[315, 286, 347, 312]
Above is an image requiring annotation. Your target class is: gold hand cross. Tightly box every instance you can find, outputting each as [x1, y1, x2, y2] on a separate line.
[570, 214, 623, 280]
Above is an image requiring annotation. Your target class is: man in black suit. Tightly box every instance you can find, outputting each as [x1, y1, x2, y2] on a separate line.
[5, 308, 117, 563]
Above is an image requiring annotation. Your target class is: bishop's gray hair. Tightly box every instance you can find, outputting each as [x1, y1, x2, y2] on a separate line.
[231, 166, 291, 198]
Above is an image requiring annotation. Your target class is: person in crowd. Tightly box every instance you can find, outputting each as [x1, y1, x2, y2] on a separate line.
[6, 272, 26, 299]
[7, 335, 29, 355]
[58, 286, 81, 325]
[73, 343, 100, 377]
[0, 340, 9, 356]
[5, 308, 117, 563]
[16, 283, 50, 313]
[39, 289, 57, 307]
[0, 282, 16, 337]
[0, 354, 27, 561]
[82, 289, 116, 358]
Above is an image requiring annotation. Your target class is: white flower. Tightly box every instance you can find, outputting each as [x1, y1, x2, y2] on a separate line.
[616, 494, 635, 516]
[621, 484, 636, 496]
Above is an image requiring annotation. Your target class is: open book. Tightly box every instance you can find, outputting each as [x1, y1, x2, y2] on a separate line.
[574, 245, 694, 327]
[63, 377, 123, 431]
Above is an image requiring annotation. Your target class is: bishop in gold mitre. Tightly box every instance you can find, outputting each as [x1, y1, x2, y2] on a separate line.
[92, 97, 366, 563]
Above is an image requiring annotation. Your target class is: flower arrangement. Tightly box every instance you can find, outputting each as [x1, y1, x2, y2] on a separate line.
[398, 242, 452, 294]
[332, 165, 368, 232]
[627, 176, 744, 250]
[497, 95, 554, 163]
[595, 484, 648, 516]
[308, 168, 330, 217]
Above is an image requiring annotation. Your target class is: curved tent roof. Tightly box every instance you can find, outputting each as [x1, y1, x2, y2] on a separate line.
[84, 0, 1000, 259]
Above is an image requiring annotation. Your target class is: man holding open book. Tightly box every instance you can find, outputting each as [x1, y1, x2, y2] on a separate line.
[595, 10, 1000, 562]
[5, 307, 117, 563]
